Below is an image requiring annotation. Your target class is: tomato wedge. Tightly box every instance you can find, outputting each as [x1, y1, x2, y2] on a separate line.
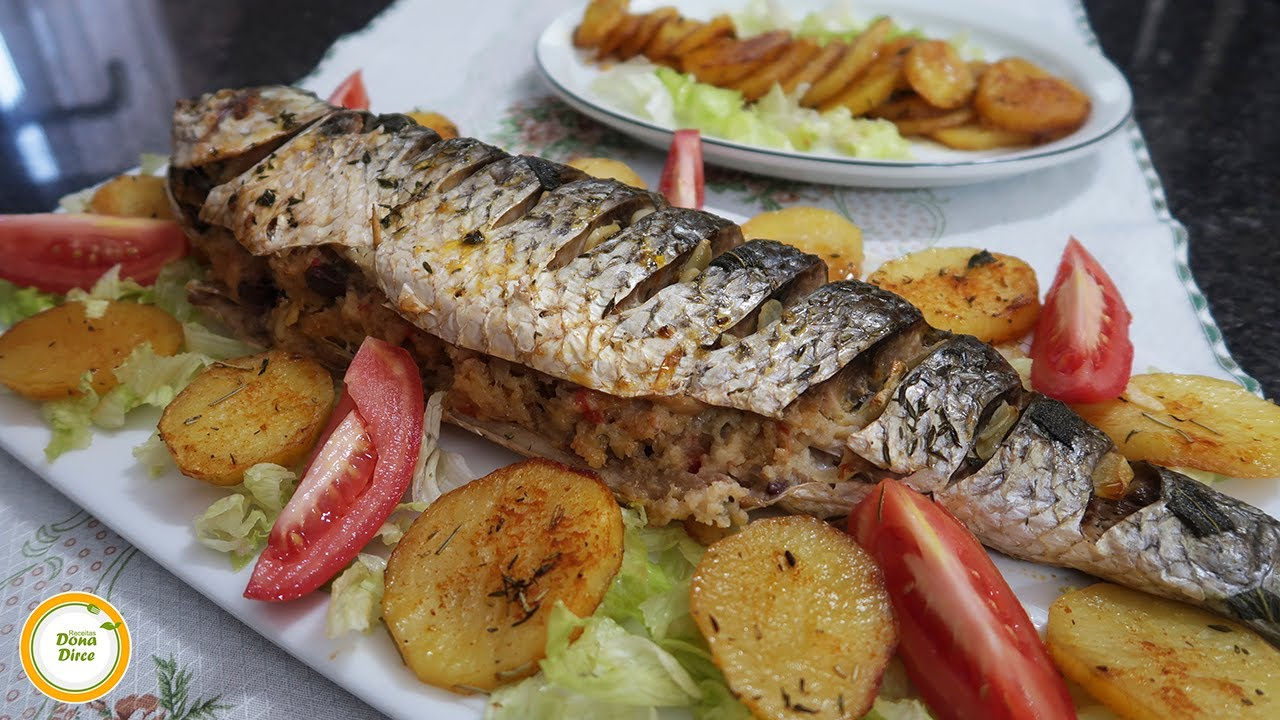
[1030, 237, 1133, 403]
[245, 337, 423, 601]
[0, 214, 188, 294]
[659, 129, 705, 209]
[849, 479, 1077, 720]
[327, 69, 370, 110]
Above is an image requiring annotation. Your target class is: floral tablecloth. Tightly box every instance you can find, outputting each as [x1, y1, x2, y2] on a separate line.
[0, 0, 1259, 718]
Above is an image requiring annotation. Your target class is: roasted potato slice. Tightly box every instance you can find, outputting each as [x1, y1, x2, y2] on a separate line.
[681, 30, 792, 88]
[1072, 373, 1280, 478]
[567, 156, 647, 188]
[667, 14, 735, 59]
[974, 57, 1091, 135]
[595, 12, 642, 60]
[157, 351, 334, 486]
[406, 111, 459, 139]
[690, 516, 897, 720]
[88, 175, 175, 221]
[903, 39, 975, 109]
[573, 0, 628, 49]
[929, 123, 1036, 150]
[892, 106, 975, 136]
[801, 17, 892, 107]
[1047, 583, 1280, 720]
[741, 206, 864, 282]
[734, 37, 820, 101]
[0, 300, 182, 400]
[867, 246, 1040, 343]
[819, 50, 905, 115]
[644, 16, 698, 62]
[780, 39, 844, 95]
[616, 7, 676, 60]
[382, 459, 624, 693]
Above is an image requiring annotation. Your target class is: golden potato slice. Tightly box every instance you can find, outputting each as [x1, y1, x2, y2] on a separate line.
[157, 351, 334, 486]
[801, 17, 892, 107]
[867, 246, 1040, 343]
[1072, 373, 1280, 478]
[382, 459, 624, 693]
[616, 7, 676, 60]
[667, 14, 735, 59]
[903, 40, 975, 109]
[681, 30, 792, 88]
[567, 156, 647, 188]
[779, 40, 844, 95]
[1047, 583, 1280, 720]
[0, 301, 182, 400]
[573, 0, 629, 49]
[88, 175, 175, 221]
[818, 50, 905, 116]
[407, 111, 459, 139]
[734, 38, 820, 101]
[690, 516, 897, 720]
[893, 108, 975, 137]
[741, 206, 863, 282]
[595, 12, 642, 60]
[929, 123, 1036, 150]
[644, 16, 698, 63]
[974, 57, 1091, 135]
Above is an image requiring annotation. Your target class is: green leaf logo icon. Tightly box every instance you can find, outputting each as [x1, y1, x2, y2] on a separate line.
[99, 621, 122, 631]
[86, 604, 101, 615]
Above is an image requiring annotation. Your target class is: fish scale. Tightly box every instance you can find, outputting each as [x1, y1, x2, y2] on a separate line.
[848, 334, 1022, 480]
[172, 85, 1280, 644]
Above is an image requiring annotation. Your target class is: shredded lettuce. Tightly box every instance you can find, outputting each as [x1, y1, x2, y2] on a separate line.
[326, 553, 387, 638]
[65, 265, 153, 318]
[41, 374, 100, 461]
[132, 431, 175, 478]
[0, 281, 59, 325]
[40, 342, 208, 460]
[594, 65, 910, 159]
[182, 322, 261, 360]
[863, 697, 936, 720]
[193, 463, 298, 569]
[408, 392, 476, 507]
[488, 508, 749, 720]
[92, 344, 211, 428]
[139, 152, 169, 176]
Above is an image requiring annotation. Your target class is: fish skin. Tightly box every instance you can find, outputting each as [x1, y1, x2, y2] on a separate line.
[847, 333, 1022, 482]
[691, 281, 922, 416]
[201, 112, 441, 266]
[170, 85, 1280, 644]
[171, 86, 331, 168]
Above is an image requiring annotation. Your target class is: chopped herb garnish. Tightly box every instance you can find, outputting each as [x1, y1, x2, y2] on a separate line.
[255, 189, 277, 207]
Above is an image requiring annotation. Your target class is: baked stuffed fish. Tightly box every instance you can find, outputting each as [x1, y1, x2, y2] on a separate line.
[168, 85, 1280, 643]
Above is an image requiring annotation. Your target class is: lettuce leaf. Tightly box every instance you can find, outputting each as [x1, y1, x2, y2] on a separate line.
[65, 265, 153, 318]
[193, 463, 297, 569]
[0, 281, 59, 325]
[487, 508, 750, 720]
[41, 374, 99, 461]
[326, 553, 387, 638]
[600, 65, 910, 160]
[132, 431, 175, 478]
[863, 697, 936, 720]
[91, 344, 211, 428]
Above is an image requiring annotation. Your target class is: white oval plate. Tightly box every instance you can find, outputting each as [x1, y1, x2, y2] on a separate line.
[536, 0, 1134, 188]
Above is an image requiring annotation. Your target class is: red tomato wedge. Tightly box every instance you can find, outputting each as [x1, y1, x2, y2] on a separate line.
[0, 213, 188, 294]
[1030, 237, 1133, 403]
[327, 69, 370, 110]
[245, 337, 423, 601]
[659, 129, 705, 209]
[849, 479, 1077, 720]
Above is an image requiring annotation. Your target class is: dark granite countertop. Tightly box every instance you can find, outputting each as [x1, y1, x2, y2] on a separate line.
[0, 0, 1275, 397]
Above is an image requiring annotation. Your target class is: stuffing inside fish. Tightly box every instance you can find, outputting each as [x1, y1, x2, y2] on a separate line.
[168, 85, 1280, 644]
